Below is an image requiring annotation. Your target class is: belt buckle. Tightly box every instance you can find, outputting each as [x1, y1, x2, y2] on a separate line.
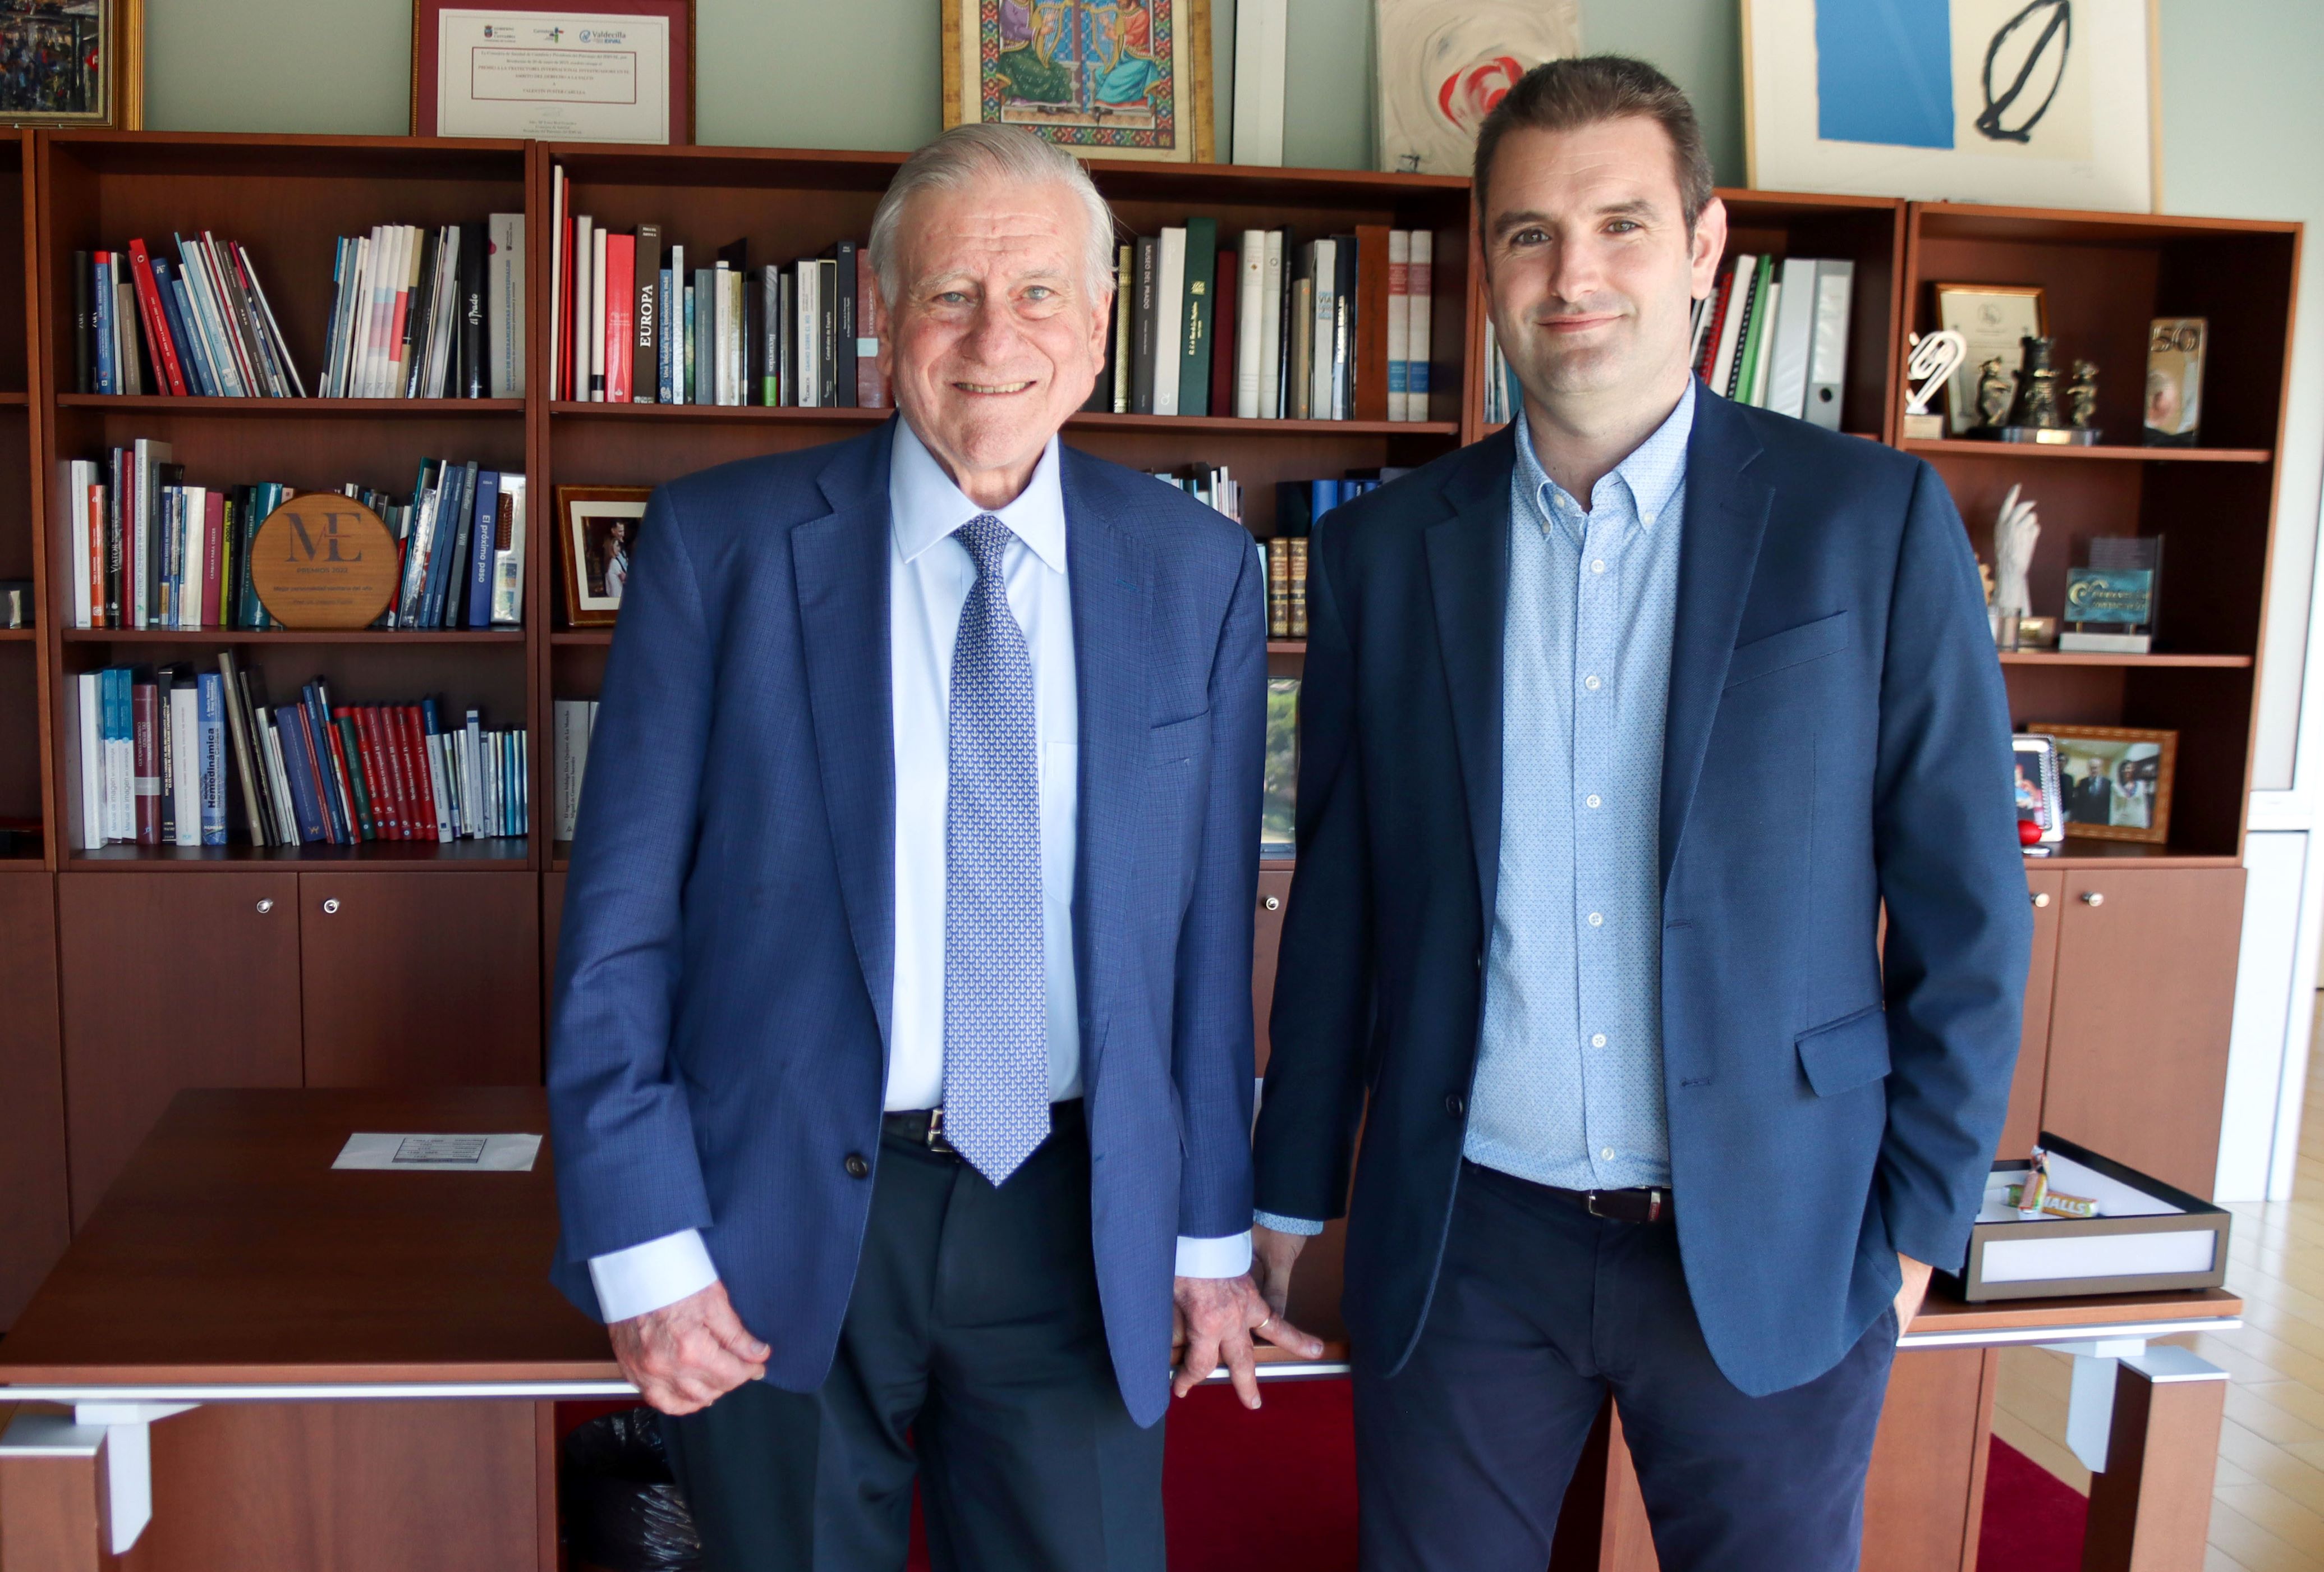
[1585, 1189, 1611, 1220]
[926, 1106, 954, 1155]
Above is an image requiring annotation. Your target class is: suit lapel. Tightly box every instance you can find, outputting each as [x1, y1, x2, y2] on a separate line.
[1660, 388, 1774, 890]
[792, 423, 898, 1048]
[1061, 450, 1149, 1083]
[1423, 428, 1516, 936]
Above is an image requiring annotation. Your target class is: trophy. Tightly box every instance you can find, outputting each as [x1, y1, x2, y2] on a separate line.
[1971, 357, 2014, 434]
[2003, 336, 2099, 445]
[2066, 360, 2100, 433]
[1902, 329, 1967, 441]
[1991, 484, 2040, 650]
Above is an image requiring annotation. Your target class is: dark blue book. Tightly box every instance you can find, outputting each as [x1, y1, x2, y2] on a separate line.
[301, 681, 350, 844]
[465, 469, 502, 629]
[148, 256, 209, 396]
[420, 461, 473, 629]
[93, 254, 115, 395]
[273, 703, 328, 844]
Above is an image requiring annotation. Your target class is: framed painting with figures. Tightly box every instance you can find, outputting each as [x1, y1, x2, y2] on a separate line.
[943, 0, 1213, 163]
[0, 0, 140, 129]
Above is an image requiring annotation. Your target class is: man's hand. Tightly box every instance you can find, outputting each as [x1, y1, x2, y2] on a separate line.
[1173, 1272, 1325, 1409]
[609, 1280, 770, 1417]
[1251, 1222, 1310, 1318]
[1893, 1253, 1935, 1339]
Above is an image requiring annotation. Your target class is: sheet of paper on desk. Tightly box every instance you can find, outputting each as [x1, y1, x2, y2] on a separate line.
[332, 1133, 543, 1171]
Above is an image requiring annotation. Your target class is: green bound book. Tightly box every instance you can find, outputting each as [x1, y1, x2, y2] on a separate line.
[1179, 217, 1218, 417]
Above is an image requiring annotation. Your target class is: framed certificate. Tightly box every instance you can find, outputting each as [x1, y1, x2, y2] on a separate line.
[412, 0, 695, 144]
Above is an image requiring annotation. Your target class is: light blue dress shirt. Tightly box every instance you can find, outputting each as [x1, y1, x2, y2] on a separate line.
[590, 421, 1250, 1322]
[1257, 391, 1692, 1237]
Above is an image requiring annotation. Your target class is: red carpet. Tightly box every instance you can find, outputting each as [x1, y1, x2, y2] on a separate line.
[1977, 1438, 2089, 1572]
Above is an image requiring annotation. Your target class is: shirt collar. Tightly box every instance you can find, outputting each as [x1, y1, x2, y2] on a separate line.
[1511, 382, 1694, 536]
[889, 417, 1069, 574]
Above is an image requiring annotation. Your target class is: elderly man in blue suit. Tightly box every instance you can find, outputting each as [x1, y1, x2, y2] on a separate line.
[1251, 57, 2031, 1571]
[547, 123, 1319, 1571]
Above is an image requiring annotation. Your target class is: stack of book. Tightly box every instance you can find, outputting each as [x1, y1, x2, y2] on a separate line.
[1481, 327, 1522, 425]
[74, 658, 525, 850]
[1086, 224, 1434, 422]
[75, 237, 305, 397]
[1261, 471, 1409, 638]
[59, 446, 527, 631]
[1688, 254, 1855, 427]
[548, 169, 885, 409]
[318, 218, 525, 398]
[1146, 464, 1242, 522]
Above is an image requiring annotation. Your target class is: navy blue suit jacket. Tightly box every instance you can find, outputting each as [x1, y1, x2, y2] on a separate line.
[547, 419, 1266, 1427]
[1255, 385, 2032, 1397]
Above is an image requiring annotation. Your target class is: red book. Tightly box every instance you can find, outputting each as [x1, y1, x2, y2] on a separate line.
[1695, 263, 1738, 383]
[856, 248, 885, 409]
[385, 232, 416, 397]
[367, 704, 411, 840]
[1209, 249, 1238, 420]
[401, 705, 440, 838]
[131, 676, 160, 844]
[200, 491, 225, 627]
[559, 213, 578, 401]
[125, 240, 190, 396]
[351, 706, 397, 840]
[86, 482, 106, 629]
[604, 233, 635, 402]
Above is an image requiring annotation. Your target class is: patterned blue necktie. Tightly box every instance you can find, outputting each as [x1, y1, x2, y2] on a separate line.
[943, 514, 1050, 1185]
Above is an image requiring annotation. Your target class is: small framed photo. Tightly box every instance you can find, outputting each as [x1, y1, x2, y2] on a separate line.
[1935, 284, 2046, 436]
[2029, 723, 2178, 845]
[557, 485, 651, 627]
[2014, 733, 2065, 851]
[0, 0, 141, 128]
[412, 0, 695, 143]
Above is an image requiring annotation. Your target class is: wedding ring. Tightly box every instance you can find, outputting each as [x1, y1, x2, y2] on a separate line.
[1256, 1316, 1274, 1334]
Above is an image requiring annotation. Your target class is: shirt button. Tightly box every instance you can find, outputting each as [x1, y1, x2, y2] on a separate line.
[1588, 911, 1604, 927]
[1584, 675, 1602, 691]
[1591, 559, 1606, 574]
[1586, 794, 1602, 809]
[1591, 1033, 1607, 1047]
[1642, 512, 1657, 526]
[1601, 1147, 1616, 1161]
[844, 1153, 870, 1179]
[1445, 1093, 1467, 1117]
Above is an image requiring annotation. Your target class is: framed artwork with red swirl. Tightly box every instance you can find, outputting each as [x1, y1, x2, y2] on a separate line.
[1374, 0, 1580, 176]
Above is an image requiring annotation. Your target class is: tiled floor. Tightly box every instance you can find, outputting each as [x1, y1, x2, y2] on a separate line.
[1990, 999, 2324, 1570]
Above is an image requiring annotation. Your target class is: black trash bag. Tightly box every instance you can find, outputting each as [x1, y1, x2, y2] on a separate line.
[561, 1408, 704, 1572]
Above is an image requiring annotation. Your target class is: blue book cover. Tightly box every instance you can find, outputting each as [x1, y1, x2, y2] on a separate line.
[420, 698, 452, 838]
[658, 269, 676, 401]
[93, 255, 114, 395]
[465, 469, 501, 630]
[196, 670, 227, 845]
[167, 276, 220, 397]
[420, 462, 472, 629]
[1310, 479, 1338, 527]
[273, 703, 328, 844]
[148, 256, 205, 396]
[104, 667, 126, 841]
[300, 682, 350, 844]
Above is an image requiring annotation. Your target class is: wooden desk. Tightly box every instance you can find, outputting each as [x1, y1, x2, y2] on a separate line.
[0, 1088, 2239, 1572]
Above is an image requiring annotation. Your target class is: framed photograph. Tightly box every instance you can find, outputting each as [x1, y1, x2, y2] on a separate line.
[942, 0, 1214, 164]
[2013, 732, 2065, 850]
[1261, 675, 1298, 857]
[557, 485, 651, 627]
[413, 0, 695, 144]
[0, 0, 140, 129]
[1373, 0, 1580, 176]
[1742, 0, 2158, 212]
[1935, 283, 2045, 436]
[2030, 723, 2178, 844]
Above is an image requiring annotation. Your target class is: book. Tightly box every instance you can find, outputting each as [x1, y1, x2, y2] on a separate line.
[1386, 231, 1411, 421]
[1152, 226, 1187, 416]
[1289, 276, 1315, 420]
[792, 258, 817, 407]
[743, 265, 766, 406]
[1266, 538, 1290, 638]
[604, 232, 635, 402]
[1706, 254, 1755, 395]
[132, 674, 161, 844]
[1762, 256, 1820, 419]
[857, 247, 885, 409]
[1803, 260, 1854, 431]
[458, 221, 487, 399]
[1306, 238, 1336, 421]
[169, 669, 200, 846]
[1353, 225, 1391, 421]
[829, 240, 858, 407]
[555, 698, 596, 840]
[1178, 217, 1218, 417]
[631, 223, 660, 404]
[1208, 246, 1237, 420]
[488, 213, 525, 398]
[1748, 279, 1780, 406]
[549, 169, 568, 398]
[1131, 235, 1160, 415]
[1110, 242, 1132, 413]
[1727, 254, 1775, 401]
[1259, 230, 1285, 420]
[589, 225, 609, 400]
[73, 250, 90, 393]
[814, 255, 835, 411]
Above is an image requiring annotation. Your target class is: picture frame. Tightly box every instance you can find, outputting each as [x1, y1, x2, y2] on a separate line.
[1935, 283, 2045, 436]
[2029, 723, 2178, 845]
[2013, 732, 2065, 850]
[1372, 0, 1581, 176]
[412, 0, 695, 144]
[1741, 0, 2160, 213]
[0, 0, 141, 129]
[557, 485, 651, 627]
[942, 0, 1215, 164]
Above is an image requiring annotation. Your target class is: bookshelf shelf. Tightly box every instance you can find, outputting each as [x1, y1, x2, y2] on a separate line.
[61, 629, 525, 645]
[550, 400, 885, 424]
[1999, 652, 2252, 668]
[544, 402, 1462, 441]
[56, 396, 525, 418]
[66, 838, 530, 870]
[0, 390, 25, 406]
[550, 631, 611, 646]
[1905, 438, 2271, 464]
[0, 628, 33, 643]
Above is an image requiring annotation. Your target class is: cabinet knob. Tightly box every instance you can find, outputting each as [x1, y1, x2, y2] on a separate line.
[2081, 891, 2105, 908]
[1262, 895, 1281, 912]
[2031, 891, 2050, 908]
[321, 897, 341, 915]
[255, 898, 274, 914]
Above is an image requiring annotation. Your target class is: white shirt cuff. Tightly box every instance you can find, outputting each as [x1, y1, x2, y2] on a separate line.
[588, 1227, 720, 1323]
[1175, 1230, 1254, 1278]
[1253, 1210, 1327, 1236]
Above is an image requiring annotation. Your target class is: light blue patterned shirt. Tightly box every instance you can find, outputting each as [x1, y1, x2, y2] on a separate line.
[1256, 390, 1692, 1238]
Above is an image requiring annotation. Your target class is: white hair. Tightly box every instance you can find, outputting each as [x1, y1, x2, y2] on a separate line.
[870, 123, 1117, 307]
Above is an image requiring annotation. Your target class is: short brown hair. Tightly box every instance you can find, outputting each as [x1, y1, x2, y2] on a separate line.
[1473, 55, 1715, 233]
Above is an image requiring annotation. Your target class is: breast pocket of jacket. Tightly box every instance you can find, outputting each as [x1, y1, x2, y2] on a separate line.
[1723, 610, 1850, 692]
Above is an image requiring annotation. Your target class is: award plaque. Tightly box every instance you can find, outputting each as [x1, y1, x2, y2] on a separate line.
[251, 493, 400, 629]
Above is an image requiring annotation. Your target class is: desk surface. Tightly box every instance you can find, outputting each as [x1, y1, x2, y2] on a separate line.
[0, 1088, 2244, 1394]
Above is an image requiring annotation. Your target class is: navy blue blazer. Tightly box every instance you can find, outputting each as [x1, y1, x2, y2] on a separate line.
[1255, 384, 2032, 1397]
[547, 418, 1266, 1427]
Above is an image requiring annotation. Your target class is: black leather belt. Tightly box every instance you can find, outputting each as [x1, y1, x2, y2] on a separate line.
[881, 1098, 1084, 1158]
[1543, 1185, 1673, 1224]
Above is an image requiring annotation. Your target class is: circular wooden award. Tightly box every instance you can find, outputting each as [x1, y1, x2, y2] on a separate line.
[250, 493, 401, 629]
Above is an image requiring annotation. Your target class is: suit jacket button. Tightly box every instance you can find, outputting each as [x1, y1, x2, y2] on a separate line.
[844, 1153, 870, 1179]
[1445, 1093, 1466, 1117]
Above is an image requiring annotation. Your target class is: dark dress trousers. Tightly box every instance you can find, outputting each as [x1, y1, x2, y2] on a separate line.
[546, 418, 1266, 1566]
[1255, 385, 2031, 1568]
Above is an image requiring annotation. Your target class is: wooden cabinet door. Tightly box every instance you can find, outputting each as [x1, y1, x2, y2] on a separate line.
[299, 873, 540, 1088]
[0, 870, 68, 1326]
[2044, 866, 2244, 1198]
[2000, 869, 2066, 1162]
[58, 872, 304, 1226]
[1252, 869, 1291, 1075]
[543, 870, 566, 1023]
